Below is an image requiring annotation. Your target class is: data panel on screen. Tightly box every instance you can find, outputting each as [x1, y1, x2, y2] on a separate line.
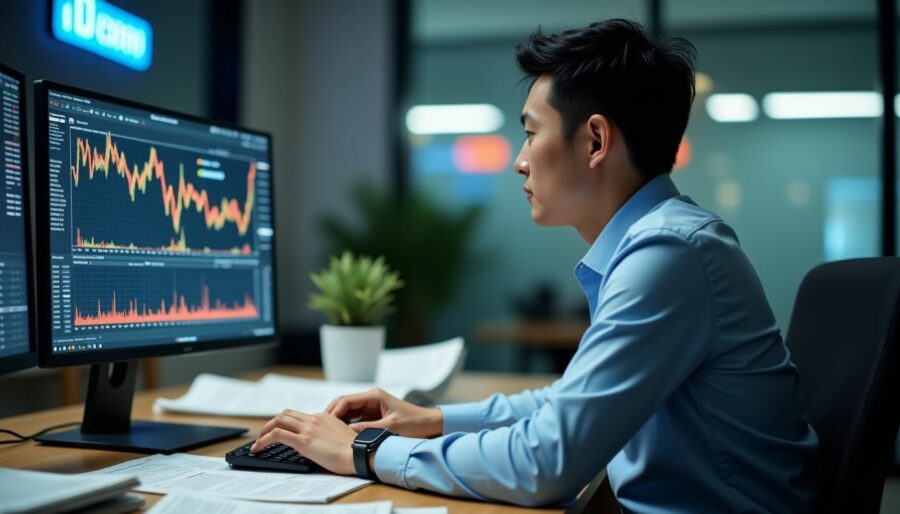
[0, 69, 30, 362]
[43, 87, 275, 355]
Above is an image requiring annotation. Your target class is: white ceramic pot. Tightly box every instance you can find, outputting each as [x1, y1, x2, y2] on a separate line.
[319, 324, 385, 382]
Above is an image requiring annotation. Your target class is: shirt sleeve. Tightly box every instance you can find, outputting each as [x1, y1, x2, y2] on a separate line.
[438, 381, 561, 433]
[373, 233, 715, 506]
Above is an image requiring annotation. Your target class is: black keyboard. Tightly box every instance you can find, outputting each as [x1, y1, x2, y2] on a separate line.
[225, 442, 318, 473]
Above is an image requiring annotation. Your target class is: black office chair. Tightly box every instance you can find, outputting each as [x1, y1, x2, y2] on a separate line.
[786, 257, 900, 513]
[566, 469, 618, 514]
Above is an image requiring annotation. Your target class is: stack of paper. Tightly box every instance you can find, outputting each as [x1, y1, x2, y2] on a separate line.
[0, 467, 142, 514]
[147, 494, 393, 513]
[147, 492, 449, 514]
[92, 453, 370, 504]
[154, 338, 466, 417]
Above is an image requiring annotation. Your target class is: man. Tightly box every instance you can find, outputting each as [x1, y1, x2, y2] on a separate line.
[252, 19, 819, 512]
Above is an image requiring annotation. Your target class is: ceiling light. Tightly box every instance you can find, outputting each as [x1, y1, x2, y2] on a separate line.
[705, 94, 758, 123]
[762, 92, 882, 119]
[406, 104, 504, 134]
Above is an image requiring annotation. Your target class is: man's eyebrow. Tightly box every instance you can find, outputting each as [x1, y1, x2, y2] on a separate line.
[520, 112, 534, 126]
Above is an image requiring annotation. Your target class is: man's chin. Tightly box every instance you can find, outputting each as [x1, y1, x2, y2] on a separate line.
[531, 210, 560, 227]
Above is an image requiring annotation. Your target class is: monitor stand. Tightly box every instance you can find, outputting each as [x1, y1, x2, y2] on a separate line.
[36, 360, 246, 454]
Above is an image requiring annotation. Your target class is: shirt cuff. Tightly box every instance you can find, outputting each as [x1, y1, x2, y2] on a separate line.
[438, 402, 484, 434]
[372, 435, 424, 488]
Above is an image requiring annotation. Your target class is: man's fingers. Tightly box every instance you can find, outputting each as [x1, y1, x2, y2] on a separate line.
[257, 414, 285, 442]
[252, 410, 307, 452]
[324, 396, 341, 414]
[348, 422, 370, 433]
[329, 391, 382, 419]
[258, 409, 306, 437]
[333, 393, 374, 416]
[251, 427, 306, 453]
[281, 409, 311, 423]
[327, 396, 352, 418]
[348, 420, 387, 433]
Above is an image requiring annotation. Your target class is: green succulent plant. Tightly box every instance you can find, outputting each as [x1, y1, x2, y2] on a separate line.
[308, 251, 404, 326]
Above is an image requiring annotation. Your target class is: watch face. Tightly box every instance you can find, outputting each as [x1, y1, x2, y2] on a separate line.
[356, 427, 388, 444]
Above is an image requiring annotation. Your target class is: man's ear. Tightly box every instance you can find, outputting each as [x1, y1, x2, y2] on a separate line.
[587, 114, 610, 169]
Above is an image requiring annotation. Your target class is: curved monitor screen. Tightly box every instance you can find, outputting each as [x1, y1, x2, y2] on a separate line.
[0, 68, 31, 364]
[42, 85, 276, 358]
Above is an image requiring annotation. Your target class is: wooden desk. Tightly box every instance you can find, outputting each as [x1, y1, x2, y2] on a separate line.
[0, 366, 563, 513]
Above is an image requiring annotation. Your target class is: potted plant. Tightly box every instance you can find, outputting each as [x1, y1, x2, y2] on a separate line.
[308, 251, 404, 382]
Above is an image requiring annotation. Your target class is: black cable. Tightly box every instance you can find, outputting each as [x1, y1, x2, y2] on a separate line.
[0, 428, 28, 441]
[0, 422, 81, 444]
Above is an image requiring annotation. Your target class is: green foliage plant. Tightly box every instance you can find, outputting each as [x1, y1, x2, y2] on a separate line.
[308, 251, 404, 326]
[318, 184, 484, 345]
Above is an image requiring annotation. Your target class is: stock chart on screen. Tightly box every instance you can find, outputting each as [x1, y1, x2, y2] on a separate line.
[45, 87, 275, 354]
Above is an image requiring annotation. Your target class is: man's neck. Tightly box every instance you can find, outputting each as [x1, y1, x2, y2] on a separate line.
[576, 172, 646, 245]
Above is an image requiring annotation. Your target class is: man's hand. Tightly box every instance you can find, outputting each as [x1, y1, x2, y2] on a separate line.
[324, 388, 444, 439]
[251, 410, 357, 475]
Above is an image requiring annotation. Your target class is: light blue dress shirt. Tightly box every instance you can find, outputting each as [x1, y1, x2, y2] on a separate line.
[374, 174, 819, 512]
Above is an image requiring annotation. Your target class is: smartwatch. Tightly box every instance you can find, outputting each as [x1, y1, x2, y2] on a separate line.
[352, 427, 394, 480]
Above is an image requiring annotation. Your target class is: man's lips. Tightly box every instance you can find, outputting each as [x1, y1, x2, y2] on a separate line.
[524, 187, 533, 203]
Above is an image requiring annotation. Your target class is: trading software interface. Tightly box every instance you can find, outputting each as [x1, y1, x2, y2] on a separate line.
[45, 88, 276, 354]
[0, 71, 29, 360]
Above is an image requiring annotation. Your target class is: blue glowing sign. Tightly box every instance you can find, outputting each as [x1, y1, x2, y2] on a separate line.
[51, 0, 153, 71]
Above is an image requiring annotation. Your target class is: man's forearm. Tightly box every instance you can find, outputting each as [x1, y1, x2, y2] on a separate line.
[368, 407, 441, 477]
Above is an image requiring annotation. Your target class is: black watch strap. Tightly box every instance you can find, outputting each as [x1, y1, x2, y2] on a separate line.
[352, 428, 394, 480]
[352, 440, 372, 479]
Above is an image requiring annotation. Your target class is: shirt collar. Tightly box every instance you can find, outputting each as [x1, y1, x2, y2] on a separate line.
[579, 173, 681, 276]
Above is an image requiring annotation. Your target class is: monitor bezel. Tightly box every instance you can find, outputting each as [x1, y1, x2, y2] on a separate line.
[34, 79, 280, 368]
[0, 63, 37, 375]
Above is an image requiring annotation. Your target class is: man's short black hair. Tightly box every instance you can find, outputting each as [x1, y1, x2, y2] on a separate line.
[516, 19, 696, 179]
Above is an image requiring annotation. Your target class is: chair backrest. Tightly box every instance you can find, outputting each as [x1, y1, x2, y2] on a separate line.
[786, 257, 900, 513]
[566, 469, 619, 514]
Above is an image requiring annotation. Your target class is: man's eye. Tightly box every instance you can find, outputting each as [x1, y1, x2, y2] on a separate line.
[524, 131, 534, 140]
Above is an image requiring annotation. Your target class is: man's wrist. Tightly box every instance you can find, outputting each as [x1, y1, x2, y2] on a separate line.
[367, 449, 377, 478]
[428, 407, 444, 437]
[352, 428, 393, 479]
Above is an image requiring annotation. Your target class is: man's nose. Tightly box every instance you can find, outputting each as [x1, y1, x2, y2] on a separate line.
[515, 147, 529, 176]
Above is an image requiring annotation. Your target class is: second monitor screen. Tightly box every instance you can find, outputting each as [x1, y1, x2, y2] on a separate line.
[44, 87, 276, 355]
[0, 69, 30, 361]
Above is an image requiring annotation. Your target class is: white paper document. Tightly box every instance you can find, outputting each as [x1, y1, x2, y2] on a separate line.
[375, 339, 461, 391]
[0, 466, 140, 514]
[146, 492, 392, 514]
[154, 338, 465, 417]
[146, 492, 449, 514]
[91, 454, 371, 503]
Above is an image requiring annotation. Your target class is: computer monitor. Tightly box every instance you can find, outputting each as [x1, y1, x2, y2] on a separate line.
[33, 80, 279, 453]
[0, 63, 36, 376]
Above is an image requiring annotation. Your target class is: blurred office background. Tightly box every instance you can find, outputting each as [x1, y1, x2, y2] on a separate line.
[408, 0, 894, 373]
[0, 0, 898, 490]
[1, 0, 898, 506]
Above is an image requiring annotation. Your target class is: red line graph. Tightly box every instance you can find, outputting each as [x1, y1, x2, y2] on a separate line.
[70, 132, 256, 245]
[74, 282, 259, 327]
